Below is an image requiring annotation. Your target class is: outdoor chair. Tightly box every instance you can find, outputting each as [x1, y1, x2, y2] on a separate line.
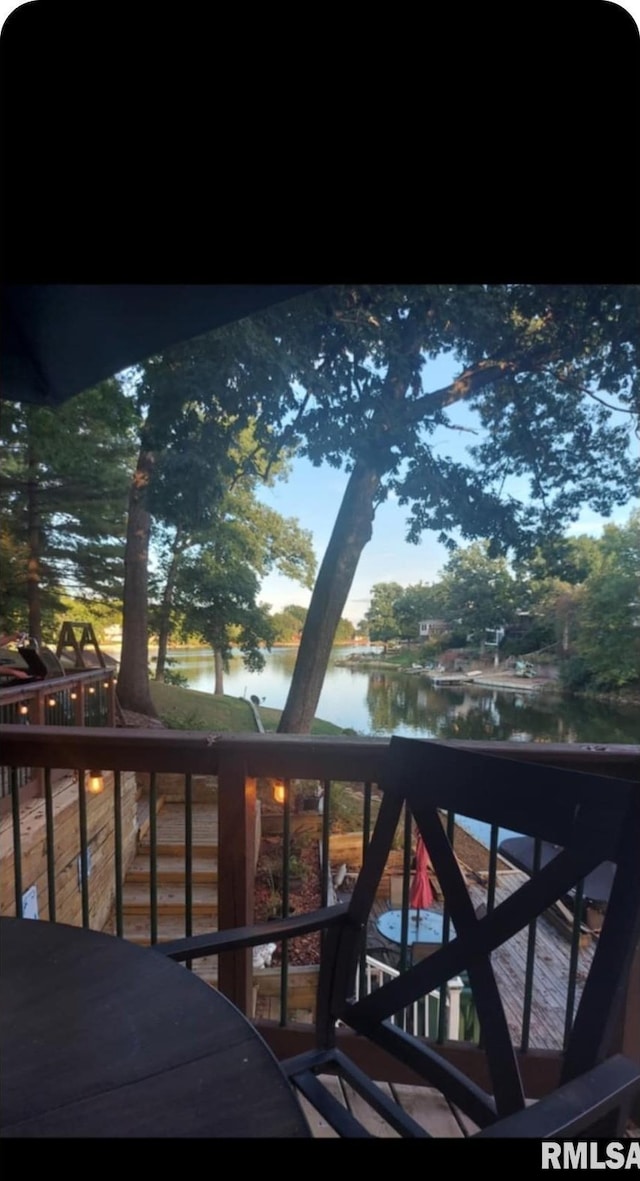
[157, 737, 640, 1138]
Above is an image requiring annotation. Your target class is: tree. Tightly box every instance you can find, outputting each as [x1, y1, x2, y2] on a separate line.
[0, 382, 137, 642]
[438, 541, 517, 640]
[174, 545, 275, 695]
[276, 285, 639, 731]
[568, 512, 640, 690]
[393, 581, 446, 642]
[151, 481, 315, 682]
[270, 608, 306, 644]
[154, 493, 315, 692]
[363, 582, 404, 649]
[116, 310, 312, 715]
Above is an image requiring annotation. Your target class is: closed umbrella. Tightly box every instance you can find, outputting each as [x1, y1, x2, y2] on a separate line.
[410, 833, 434, 924]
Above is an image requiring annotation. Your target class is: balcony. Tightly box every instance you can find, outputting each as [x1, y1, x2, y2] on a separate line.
[1, 701, 639, 1134]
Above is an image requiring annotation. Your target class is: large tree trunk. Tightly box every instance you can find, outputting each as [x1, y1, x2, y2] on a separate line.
[278, 461, 381, 733]
[155, 528, 183, 681]
[214, 648, 225, 695]
[117, 447, 158, 716]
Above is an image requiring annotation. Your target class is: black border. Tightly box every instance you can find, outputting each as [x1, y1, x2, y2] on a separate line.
[1, 1, 638, 282]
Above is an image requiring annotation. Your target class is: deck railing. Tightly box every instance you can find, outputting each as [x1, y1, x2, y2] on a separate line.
[352, 955, 466, 1042]
[0, 724, 638, 1097]
[0, 671, 116, 802]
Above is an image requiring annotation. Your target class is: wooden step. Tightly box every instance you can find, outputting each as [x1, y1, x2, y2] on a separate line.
[142, 842, 219, 857]
[108, 913, 220, 945]
[136, 794, 166, 841]
[127, 854, 217, 883]
[138, 802, 219, 852]
[121, 882, 218, 915]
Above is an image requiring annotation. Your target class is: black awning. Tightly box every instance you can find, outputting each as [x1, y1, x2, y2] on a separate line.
[498, 836, 614, 907]
[1, 284, 322, 407]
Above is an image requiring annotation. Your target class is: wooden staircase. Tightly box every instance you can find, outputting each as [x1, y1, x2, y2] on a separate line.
[105, 796, 221, 985]
[106, 792, 319, 1011]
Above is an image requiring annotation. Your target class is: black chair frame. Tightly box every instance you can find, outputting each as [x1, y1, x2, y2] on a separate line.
[157, 737, 640, 1138]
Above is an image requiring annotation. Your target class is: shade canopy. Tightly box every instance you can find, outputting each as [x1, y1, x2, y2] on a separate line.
[1, 285, 322, 407]
[410, 834, 434, 911]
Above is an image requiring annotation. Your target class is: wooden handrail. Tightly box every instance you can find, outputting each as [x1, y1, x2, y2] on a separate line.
[2, 725, 638, 779]
[1, 723, 638, 1084]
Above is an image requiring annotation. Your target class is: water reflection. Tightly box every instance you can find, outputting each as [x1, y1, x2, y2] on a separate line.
[166, 646, 639, 744]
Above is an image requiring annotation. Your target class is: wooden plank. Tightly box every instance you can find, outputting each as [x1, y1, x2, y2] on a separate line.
[106, 913, 219, 944]
[126, 854, 217, 882]
[121, 882, 218, 914]
[298, 1092, 341, 1138]
[342, 1080, 401, 1137]
[391, 1083, 464, 1136]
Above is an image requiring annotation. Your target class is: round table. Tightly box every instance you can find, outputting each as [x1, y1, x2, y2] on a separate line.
[0, 917, 310, 1138]
[376, 908, 456, 946]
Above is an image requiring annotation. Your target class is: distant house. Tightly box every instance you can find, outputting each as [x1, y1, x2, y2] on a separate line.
[418, 619, 448, 639]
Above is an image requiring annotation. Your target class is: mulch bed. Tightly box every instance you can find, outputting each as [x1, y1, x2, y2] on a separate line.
[254, 820, 504, 968]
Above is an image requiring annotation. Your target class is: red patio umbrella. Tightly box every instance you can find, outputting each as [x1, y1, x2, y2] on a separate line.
[410, 833, 434, 914]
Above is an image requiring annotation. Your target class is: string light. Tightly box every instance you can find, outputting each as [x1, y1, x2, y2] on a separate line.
[19, 704, 29, 716]
[70, 691, 78, 701]
[86, 770, 105, 795]
[88, 686, 96, 695]
[47, 696, 56, 707]
[272, 778, 287, 805]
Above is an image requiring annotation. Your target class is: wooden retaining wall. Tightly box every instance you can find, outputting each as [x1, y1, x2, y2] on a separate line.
[0, 770, 138, 930]
[329, 831, 405, 899]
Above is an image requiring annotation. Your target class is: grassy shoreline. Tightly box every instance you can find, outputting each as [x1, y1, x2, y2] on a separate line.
[149, 680, 346, 735]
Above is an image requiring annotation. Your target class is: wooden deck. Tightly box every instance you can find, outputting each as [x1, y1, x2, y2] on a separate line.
[301, 1076, 476, 1137]
[367, 881, 595, 1052]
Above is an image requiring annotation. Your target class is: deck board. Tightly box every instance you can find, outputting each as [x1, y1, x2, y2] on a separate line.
[341, 1081, 401, 1137]
[390, 1083, 465, 1136]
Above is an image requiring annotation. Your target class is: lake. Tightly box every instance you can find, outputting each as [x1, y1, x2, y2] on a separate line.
[155, 644, 638, 847]
[162, 644, 640, 746]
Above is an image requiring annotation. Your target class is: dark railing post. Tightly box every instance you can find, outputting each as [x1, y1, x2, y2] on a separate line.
[217, 749, 256, 1016]
[34, 685, 45, 795]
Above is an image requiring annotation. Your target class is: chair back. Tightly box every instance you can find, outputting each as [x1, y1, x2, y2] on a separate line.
[326, 737, 640, 1126]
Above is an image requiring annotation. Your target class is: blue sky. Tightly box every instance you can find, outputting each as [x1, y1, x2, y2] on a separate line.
[256, 348, 639, 625]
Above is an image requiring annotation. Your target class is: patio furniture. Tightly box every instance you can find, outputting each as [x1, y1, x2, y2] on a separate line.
[156, 737, 640, 1137]
[377, 907, 454, 946]
[0, 916, 310, 1139]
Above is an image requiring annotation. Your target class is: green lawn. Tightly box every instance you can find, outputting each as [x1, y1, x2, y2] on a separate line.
[149, 680, 345, 735]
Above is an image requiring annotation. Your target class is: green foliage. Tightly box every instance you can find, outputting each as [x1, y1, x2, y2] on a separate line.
[162, 659, 189, 688]
[568, 512, 640, 690]
[275, 285, 639, 730]
[363, 582, 404, 645]
[334, 617, 356, 642]
[393, 581, 446, 641]
[438, 541, 518, 637]
[0, 381, 138, 634]
[270, 608, 305, 643]
[561, 656, 593, 691]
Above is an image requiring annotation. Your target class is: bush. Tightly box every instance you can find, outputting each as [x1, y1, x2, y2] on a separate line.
[560, 656, 592, 691]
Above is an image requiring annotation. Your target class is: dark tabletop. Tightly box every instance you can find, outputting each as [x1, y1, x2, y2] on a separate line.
[0, 917, 310, 1138]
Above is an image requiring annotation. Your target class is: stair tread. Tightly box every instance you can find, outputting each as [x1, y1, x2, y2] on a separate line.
[139, 802, 219, 848]
[128, 854, 217, 882]
[107, 913, 220, 943]
[121, 882, 218, 913]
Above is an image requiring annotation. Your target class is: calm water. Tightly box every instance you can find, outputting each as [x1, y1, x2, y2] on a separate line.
[156, 644, 638, 846]
[163, 645, 639, 746]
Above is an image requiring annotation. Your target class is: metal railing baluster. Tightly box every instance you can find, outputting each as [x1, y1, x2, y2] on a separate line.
[44, 768, 56, 922]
